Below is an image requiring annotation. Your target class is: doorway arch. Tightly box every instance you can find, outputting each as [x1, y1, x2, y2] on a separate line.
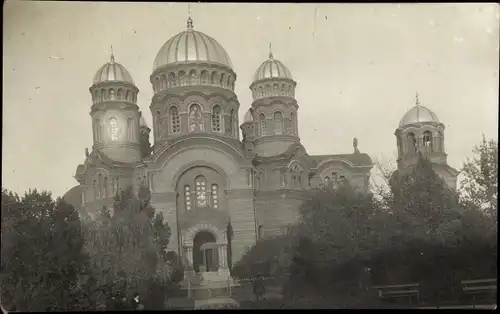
[193, 231, 219, 273]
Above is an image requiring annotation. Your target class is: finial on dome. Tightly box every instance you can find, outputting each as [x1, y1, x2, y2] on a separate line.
[269, 42, 273, 59]
[415, 92, 420, 106]
[110, 45, 115, 62]
[187, 4, 193, 30]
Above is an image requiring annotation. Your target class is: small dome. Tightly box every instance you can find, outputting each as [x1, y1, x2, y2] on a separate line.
[93, 54, 134, 85]
[153, 17, 233, 71]
[243, 109, 253, 123]
[253, 52, 293, 82]
[399, 104, 440, 127]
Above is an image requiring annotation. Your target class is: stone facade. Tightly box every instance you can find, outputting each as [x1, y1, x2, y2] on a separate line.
[63, 18, 376, 279]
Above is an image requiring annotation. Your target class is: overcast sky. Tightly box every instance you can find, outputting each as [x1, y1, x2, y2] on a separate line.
[3, 2, 499, 197]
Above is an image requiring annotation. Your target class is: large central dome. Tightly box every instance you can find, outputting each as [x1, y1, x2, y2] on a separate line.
[153, 17, 233, 71]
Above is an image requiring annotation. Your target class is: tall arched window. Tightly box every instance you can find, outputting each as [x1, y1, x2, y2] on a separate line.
[200, 71, 208, 85]
[423, 131, 433, 151]
[274, 111, 283, 135]
[109, 89, 115, 100]
[167, 73, 176, 88]
[93, 180, 97, 200]
[211, 105, 222, 132]
[195, 176, 207, 207]
[155, 111, 161, 139]
[117, 89, 123, 100]
[189, 70, 197, 85]
[290, 113, 295, 135]
[169, 107, 180, 134]
[407, 132, 417, 154]
[103, 177, 108, 198]
[438, 130, 444, 152]
[227, 109, 234, 135]
[127, 118, 134, 141]
[95, 118, 101, 143]
[211, 184, 219, 209]
[98, 174, 103, 199]
[185, 185, 192, 211]
[179, 71, 187, 86]
[109, 117, 119, 141]
[259, 113, 267, 136]
[259, 86, 264, 98]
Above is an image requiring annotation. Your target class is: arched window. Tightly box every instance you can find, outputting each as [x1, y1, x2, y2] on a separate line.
[127, 118, 134, 141]
[169, 107, 180, 134]
[423, 131, 433, 151]
[184, 185, 192, 211]
[273, 84, 279, 96]
[264, 85, 271, 97]
[117, 89, 123, 100]
[155, 111, 161, 139]
[211, 184, 219, 209]
[100, 88, 106, 101]
[95, 118, 101, 143]
[211, 105, 222, 132]
[155, 77, 161, 91]
[219, 73, 225, 87]
[298, 171, 303, 186]
[290, 113, 295, 135]
[103, 177, 108, 198]
[167, 73, 175, 88]
[258, 225, 263, 239]
[274, 111, 283, 135]
[200, 71, 208, 85]
[178, 71, 187, 86]
[407, 132, 417, 154]
[109, 117, 119, 141]
[281, 84, 286, 96]
[259, 113, 267, 136]
[98, 174, 103, 199]
[340, 176, 346, 184]
[211, 72, 218, 85]
[438, 130, 444, 152]
[189, 70, 197, 85]
[324, 176, 330, 186]
[109, 89, 115, 100]
[232, 110, 238, 136]
[195, 176, 207, 207]
[93, 180, 97, 200]
[228, 109, 235, 136]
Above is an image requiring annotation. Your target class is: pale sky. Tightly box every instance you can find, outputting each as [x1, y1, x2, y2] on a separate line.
[3, 2, 499, 197]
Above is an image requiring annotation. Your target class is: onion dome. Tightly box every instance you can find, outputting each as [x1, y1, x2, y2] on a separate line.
[93, 52, 134, 85]
[243, 109, 254, 123]
[153, 17, 233, 71]
[253, 48, 293, 82]
[399, 94, 440, 127]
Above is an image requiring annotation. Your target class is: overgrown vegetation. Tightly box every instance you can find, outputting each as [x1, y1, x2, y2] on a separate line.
[233, 137, 498, 308]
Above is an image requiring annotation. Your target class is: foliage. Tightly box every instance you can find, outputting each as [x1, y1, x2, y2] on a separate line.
[1, 189, 93, 311]
[86, 185, 174, 309]
[459, 135, 498, 220]
[140, 130, 153, 158]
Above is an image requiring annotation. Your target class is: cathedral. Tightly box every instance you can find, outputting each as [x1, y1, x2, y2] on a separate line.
[63, 17, 458, 281]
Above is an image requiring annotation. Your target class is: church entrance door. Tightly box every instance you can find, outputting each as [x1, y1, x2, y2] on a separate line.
[193, 231, 219, 273]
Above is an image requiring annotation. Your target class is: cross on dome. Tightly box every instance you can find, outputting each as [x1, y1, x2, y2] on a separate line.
[269, 42, 273, 59]
[110, 45, 115, 62]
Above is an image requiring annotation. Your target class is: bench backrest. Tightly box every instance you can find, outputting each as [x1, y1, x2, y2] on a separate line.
[373, 283, 419, 291]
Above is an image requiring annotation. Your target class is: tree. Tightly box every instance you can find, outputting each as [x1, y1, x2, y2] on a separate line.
[88, 185, 173, 310]
[387, 153, 461, 245]
[1, 189, 93, 311]
[459, 136, 498, 220]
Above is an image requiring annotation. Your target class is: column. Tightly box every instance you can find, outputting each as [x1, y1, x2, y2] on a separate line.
[187, 246, 193, 269]
[218, 245, 225, 269]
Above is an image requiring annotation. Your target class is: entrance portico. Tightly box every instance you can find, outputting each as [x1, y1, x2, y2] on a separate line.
[182, 223, 230, 278]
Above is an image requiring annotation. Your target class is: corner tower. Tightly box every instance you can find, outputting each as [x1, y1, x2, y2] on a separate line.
[149, 17, 240, 148]
[395, 93, 459, 189]
[89, 51, 141, 163]
[249, 46, 299, 157]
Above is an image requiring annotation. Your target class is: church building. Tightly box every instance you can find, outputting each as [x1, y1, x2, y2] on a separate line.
[63, 17, 457, 282]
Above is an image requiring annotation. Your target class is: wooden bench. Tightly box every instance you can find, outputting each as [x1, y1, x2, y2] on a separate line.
[461, 278, 497, 301]
[372, 283, 420, 305]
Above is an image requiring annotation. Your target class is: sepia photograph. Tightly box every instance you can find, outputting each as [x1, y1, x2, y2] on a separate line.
[2, 2, 498, 310]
